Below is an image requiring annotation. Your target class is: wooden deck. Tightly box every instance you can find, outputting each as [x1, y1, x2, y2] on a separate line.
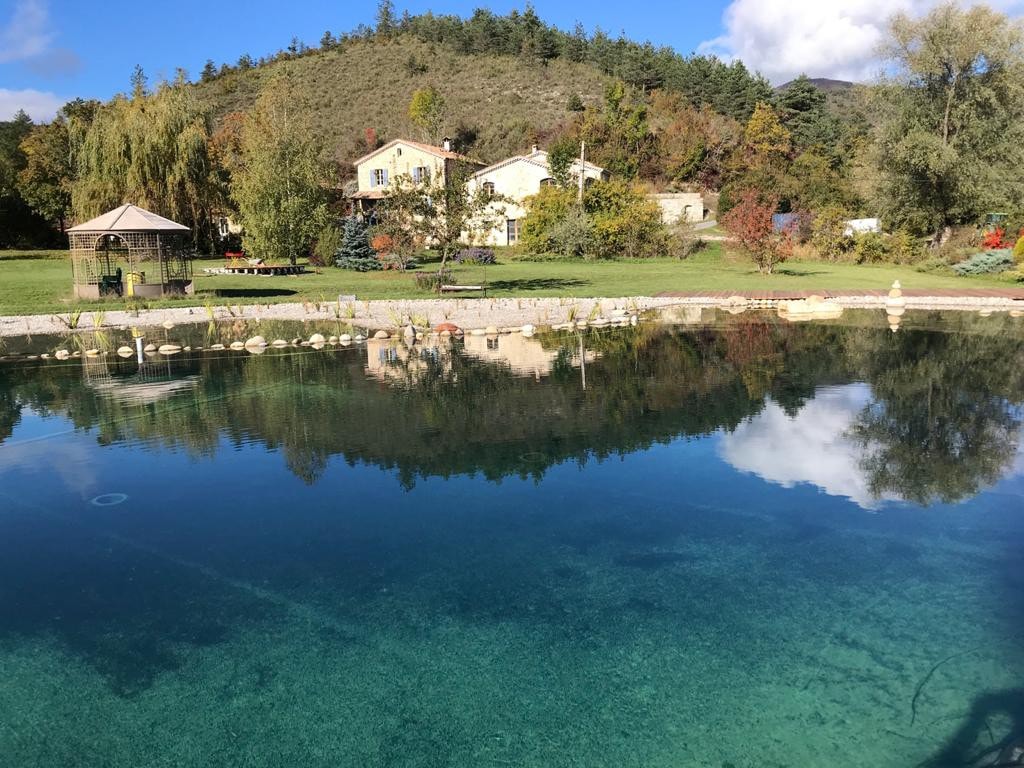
[203, 264, 306, 276]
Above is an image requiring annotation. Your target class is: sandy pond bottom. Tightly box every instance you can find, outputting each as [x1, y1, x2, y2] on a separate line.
[0, 313, 1023, 767]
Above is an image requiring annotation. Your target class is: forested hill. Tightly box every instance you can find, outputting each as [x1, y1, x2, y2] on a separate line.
[196, 37, 610, 166]
[193, 6, 774, 166]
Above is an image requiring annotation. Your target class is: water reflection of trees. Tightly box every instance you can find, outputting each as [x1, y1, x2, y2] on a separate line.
[848, 325, 1024, 505]
[1, 314, 1022, 503]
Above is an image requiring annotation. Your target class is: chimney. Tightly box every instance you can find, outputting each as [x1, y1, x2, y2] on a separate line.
[442, 137, 452, 152]
[531, 144, 539, 154]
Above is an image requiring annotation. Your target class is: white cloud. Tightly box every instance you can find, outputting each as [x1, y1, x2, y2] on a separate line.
[701, 0, 1024, 85]
[0, 0, 52, 63]
[720, 384, 1024, 509]
[718, 384, 900, 509]
[0, 88, 63, 120]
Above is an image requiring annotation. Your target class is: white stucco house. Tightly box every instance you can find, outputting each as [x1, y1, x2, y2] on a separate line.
[466, 147, 609, 247]
[351, 138, 484, 217]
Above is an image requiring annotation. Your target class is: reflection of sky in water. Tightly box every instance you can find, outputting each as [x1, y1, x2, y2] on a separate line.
[719, 384, 1024, 510]
[0, 410, 99, 498]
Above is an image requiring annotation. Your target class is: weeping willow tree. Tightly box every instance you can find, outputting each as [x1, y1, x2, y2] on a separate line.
[71, 71, 224, 250]
[231, 77, 331, 265]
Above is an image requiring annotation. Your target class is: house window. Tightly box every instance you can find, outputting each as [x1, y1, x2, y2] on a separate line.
[217, 217, 230, 237]
[396, 147, 402, 156]
[412, 166, 431, 183]
[371, 168, 388, 188]
[486, 337, 499, 351]
[507, 219, 520, 245]
[539, 177, 556, 188]
[482, 182, 495, 198]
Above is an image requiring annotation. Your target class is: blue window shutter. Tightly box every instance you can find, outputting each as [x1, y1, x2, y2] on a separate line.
[369, 170, 377, 189]
[383, 169, 389, 185]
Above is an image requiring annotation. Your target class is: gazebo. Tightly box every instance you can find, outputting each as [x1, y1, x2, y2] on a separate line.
[67, 204, 194, 299]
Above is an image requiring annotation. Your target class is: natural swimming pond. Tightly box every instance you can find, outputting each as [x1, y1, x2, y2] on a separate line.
[1, 309, 1023, 767]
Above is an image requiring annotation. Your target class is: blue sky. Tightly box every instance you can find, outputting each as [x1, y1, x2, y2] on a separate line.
[0, 0, 725, 119]
[3, 0, 1023, 120]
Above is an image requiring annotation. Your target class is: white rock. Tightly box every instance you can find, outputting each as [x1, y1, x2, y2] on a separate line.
[158, 344, 182, 355]
[272, 339, 288, 347]
[55, 349, 70, 359]
[521, 324, 535, 337]
[161, 320, 175, 330]
[117, 346, 134, 357]
[339, 334, 352, 343]
[309, 333, 326, 344]
[211, 343, 225, 351]
[144, 343, 157, 352]
[245, 336, 267, 347]
[374, 330, 390, 340]
[230, 341, 245, 350]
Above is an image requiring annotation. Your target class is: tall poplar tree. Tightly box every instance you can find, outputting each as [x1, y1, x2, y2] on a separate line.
[231, 78, 330, 265]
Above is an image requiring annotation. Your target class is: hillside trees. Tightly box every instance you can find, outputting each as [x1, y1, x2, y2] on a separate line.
[17, 116, 71, 231]
[576, 82, 657, 179]
[231, 78, 331, 264]
[875, 3, 1024, 240]
[647, 92, 741, 190]
[408, 86, 448, 143]
[0, 110, 59, 247]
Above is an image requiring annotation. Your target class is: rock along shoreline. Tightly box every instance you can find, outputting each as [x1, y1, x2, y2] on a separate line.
[0, 293, 1021, 338]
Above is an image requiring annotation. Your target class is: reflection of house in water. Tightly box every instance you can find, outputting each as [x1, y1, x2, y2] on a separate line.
[462, 333, 598, 380]
[365, 333, 599, 384]
[364, 337, 454, 384]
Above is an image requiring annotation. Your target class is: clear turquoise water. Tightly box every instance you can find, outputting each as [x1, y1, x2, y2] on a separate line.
[1, 310, 1023, 767]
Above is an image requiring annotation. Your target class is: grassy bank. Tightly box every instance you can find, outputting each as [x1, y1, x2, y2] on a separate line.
[0, 245, 1018, 317]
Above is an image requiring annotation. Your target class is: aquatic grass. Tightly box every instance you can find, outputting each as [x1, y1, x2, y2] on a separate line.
[57, 308, 83, 330]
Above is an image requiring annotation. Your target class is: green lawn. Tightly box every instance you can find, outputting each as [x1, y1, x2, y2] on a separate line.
[0, 246, 1018, 317]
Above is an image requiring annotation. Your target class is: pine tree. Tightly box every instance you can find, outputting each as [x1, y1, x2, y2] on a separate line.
[376, 0, 396, 37]
[200, 59, 217, 82]
[335, 216, 380, 270]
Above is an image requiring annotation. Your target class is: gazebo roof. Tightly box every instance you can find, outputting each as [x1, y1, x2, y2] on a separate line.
[68, 204, 190, 234]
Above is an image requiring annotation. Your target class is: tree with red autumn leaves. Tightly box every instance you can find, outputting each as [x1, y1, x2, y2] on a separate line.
[721, 191, 792, 274]
[981, 226, 1017, 250]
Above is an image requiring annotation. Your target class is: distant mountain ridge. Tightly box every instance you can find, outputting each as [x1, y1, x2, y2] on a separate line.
[776, 77, 857, 92]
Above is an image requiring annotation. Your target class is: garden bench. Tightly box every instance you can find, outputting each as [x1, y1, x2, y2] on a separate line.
[440, 267, 488, 296]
